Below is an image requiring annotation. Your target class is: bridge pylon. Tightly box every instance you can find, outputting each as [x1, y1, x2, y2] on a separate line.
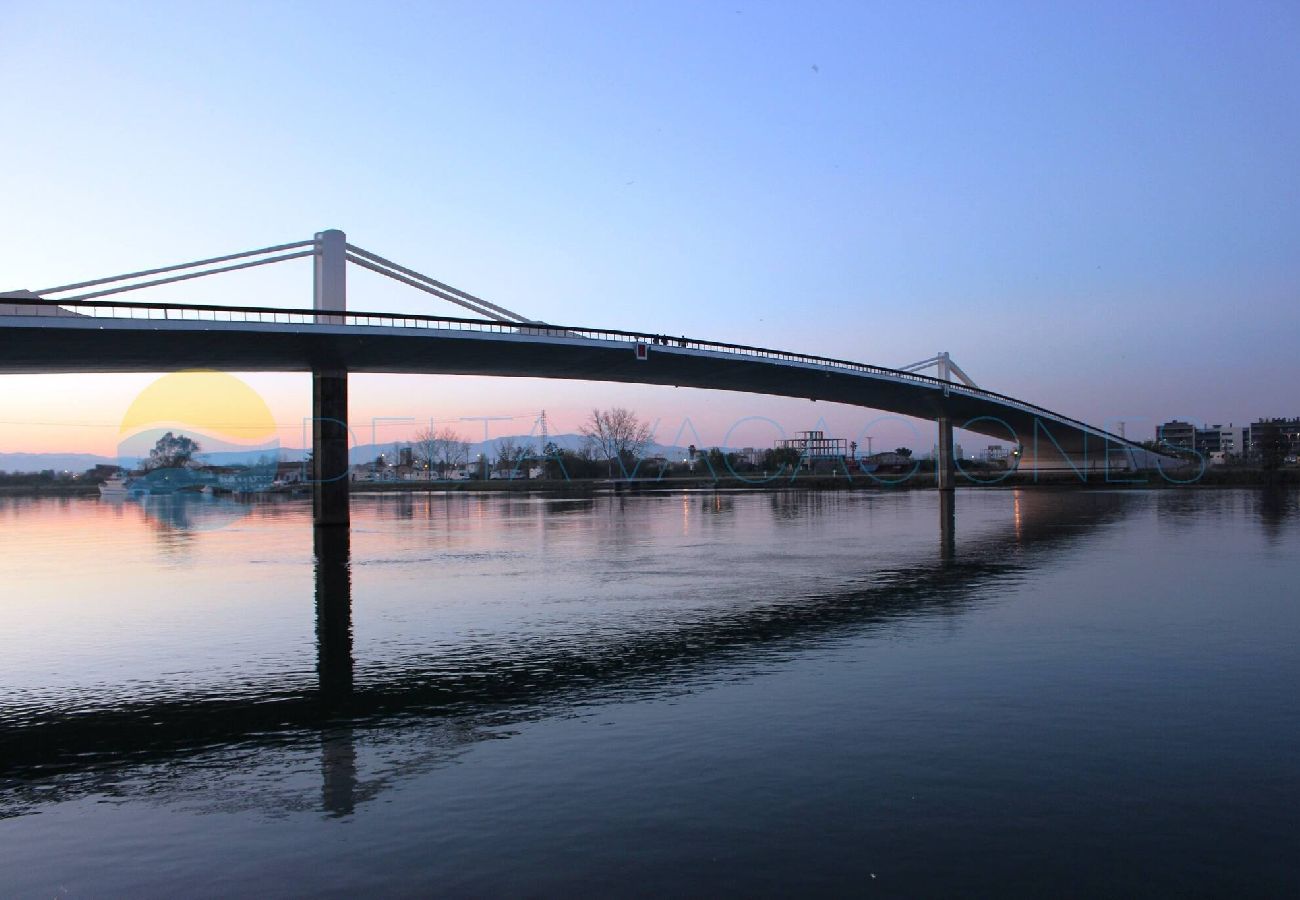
[3, 225, 547, 525]
[901, 352, 973, 490]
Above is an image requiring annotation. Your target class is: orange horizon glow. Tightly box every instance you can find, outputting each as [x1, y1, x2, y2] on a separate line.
[0, 372, 956, 461]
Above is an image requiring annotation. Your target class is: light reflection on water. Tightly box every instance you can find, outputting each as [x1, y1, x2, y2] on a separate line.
[1, 487, 1297, 895]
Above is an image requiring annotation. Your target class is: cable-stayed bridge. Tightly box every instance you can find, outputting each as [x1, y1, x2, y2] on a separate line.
[1, 229, 1178, 524]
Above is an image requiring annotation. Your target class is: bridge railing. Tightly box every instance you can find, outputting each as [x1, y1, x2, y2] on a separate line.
[5, 297, 1139, 449]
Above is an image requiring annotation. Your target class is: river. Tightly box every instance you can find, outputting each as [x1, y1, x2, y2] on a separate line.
[1, 487, 1297, 895]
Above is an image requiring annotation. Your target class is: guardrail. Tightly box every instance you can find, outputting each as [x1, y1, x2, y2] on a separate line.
[4, 297, 1142, 450]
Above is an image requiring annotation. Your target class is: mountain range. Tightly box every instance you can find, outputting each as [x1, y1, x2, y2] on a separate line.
[0, 433, 708, 473]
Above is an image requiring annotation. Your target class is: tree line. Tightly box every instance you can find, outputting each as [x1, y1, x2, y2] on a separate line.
[406, 407, 654, 479]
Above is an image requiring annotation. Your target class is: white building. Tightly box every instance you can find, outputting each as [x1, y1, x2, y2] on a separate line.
[1195, 423, 1246, 459]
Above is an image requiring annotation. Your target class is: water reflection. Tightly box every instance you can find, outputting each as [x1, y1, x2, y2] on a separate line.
[1146, 485, 1299, 544]
[540, 497, 596, 517]
[1254, 487, 1298, 542]
[142, 494, 250, 533]
[314, 525, 357, 816]
[314, 526, 354, 703]
[0, 488, 1135, 818]
[769, 489, 831, 520]
[940, 490, 956, 563]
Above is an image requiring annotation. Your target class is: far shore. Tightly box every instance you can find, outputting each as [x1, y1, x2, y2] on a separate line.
[2, 467, 1295, 499]
[348, 468, 1298, 492]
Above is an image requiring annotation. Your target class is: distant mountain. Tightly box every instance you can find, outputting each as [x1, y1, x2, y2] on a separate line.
[344, 433, 697, 465]
[1, 433, 709, 474]
[0, 452, 117, 474]
[0, 449, 306, 474]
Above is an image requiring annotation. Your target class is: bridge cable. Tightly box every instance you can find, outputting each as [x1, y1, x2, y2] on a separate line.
[345, 243, 537, 324]
[344, 253, 508, 322]
[34, 240, 315, 296]
[44, 251, 316, 304]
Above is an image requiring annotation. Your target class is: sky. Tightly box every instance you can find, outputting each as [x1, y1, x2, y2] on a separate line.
[1, 0, 1297, 458]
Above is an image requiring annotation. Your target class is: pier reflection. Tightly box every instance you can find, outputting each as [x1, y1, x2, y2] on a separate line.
[314, 525, 357, 816]
[1254, 486, 1298, 542]
[940, 490, 956, 563]
[315, 526, 354, 703]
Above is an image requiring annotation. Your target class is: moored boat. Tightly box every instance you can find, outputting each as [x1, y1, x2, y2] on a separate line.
[98, 474, 132, 497]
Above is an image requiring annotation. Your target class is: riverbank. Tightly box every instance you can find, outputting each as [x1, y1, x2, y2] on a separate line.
[352, 467, 1299, 493]
[0, 483, 102, 497]
[1, 466, 1293, 499]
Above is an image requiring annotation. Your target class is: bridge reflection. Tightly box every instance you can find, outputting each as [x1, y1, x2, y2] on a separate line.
[1, 490, 1138, 816]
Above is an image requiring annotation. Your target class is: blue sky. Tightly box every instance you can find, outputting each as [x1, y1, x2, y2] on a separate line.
[1, 0, 1297, 453]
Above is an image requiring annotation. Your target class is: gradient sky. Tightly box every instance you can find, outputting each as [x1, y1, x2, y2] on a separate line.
[2, 0, 1297, 457]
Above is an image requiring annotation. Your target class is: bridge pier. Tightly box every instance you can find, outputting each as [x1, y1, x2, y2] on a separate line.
[936, 416, 955, 491]
[312, 370, 350, 526]
[312, 229, 350, 528]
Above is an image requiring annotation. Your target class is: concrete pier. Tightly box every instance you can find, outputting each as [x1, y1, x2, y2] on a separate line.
[936, 416, 955, 491]
[312, 370, 350, 526]
[312, 229, 350, 527]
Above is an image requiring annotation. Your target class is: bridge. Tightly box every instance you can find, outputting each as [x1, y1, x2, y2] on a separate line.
[1, 229, 1176, 524]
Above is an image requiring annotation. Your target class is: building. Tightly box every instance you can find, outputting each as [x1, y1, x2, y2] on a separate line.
[273, 461, 305, 485]
[775, 430, 848, 462]
[1156, 420, 1196, 451]
[865, 451, 914, 471]
[1248, 418, 1300, 462]
[1194, 427, 1220, 455]
[1193, 424, 1246, 459]
[1158, 418, 1297, 463]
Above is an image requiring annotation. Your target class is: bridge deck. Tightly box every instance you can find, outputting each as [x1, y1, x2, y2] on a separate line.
[0, 299, 1166, 470]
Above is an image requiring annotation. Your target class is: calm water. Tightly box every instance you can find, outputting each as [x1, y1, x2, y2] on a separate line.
[1, 487, 1297, 896]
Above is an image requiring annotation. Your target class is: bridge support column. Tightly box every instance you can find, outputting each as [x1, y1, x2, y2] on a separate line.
[312, 371, 350, 526]
[312, 228, 349, 527]
[937, 416, 955, 491]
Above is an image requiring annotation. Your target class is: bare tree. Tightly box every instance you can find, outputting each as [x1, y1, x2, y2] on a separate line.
[414, 425, 470, 477]
[413, 428, 438, 473]
[493, 437, 537, 478]
[581, 407, 653, 477]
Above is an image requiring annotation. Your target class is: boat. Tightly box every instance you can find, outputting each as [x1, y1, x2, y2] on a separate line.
[98, 474, 134, 498]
